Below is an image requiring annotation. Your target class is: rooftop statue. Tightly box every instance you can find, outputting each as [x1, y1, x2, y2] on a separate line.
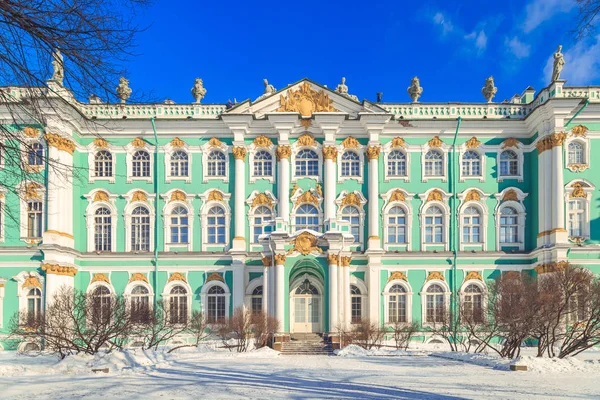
[335, 77, 358, 101]
[116, 77, 132, 103]
[263, 79, 276, 96]
[51, 49, 64, 85]
[88, 94, 102, 104]
[552, 45, 565, 82]
[191, 78, 207, 103]
[482, 76, 497, 103]
[407, 76, 423, 102]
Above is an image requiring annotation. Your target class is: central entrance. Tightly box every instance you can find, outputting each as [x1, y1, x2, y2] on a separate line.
[291, 277, 323, 333]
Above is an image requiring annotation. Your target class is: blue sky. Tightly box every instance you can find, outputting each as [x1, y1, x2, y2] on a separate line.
[125, 0, 600, 104]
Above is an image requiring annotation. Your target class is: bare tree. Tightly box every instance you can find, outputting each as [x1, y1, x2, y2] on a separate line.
[217, 307, 254, 353]
[574, 0, 600, 39]
[251, 311, 279, 349]
[350, 318, 385, 350]
[137, 300, 190, 351]
[391, 320, 419, 350]
[167, 311, 211, 353]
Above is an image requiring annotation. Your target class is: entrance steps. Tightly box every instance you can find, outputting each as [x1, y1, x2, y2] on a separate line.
[280, 333, 334, 355]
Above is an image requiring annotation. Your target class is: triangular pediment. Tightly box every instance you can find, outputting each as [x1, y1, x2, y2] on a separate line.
[225, 78, 387, 118]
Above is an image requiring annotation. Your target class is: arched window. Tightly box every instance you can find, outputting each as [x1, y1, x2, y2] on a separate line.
[424, 150, 443, 177]
[251, 286, 263, 315]
[568, 142, 584, 164]
[91, 286, 112, 323]
[387, 150, 407, 177]
[27, 201, 43, 238]
[568, 199, 585, 237]
[499, 150, 518, 177]
[207, 151, 226, 177]
[253, 150, 272, 177]
[132, 150, 151, 177]
[295, 204, 319, 232]
[463, 284, 483, 323]
[426, 284, 445, 323]
[388, 284, 407, 323]
[28, 143, 44, 166]
[341, 151, 360, 177]
[94, 207, 112, 251]
[499, 206, 519, 243]
[462, 151, 481, 177]
[252, 206, 272, 243]
[130, 285, 150, 323]
[340, 205, 360, 242]
[462, 206, 481, 243]
[295, 149, 318, 177]
[170, 150, 189, 177]
[26, 288, 42, 325]
[207, 285, 226, 323]
[351, 285, 362, 323]
[169, 206, 189, 244]
[169, 285, 188, 324]
[387, 206, 407, 244]
[424, 206, 444, 243]
[207, 206, 226, 244]
[131, 206, 150, 251]
[94, 150, 113, 177]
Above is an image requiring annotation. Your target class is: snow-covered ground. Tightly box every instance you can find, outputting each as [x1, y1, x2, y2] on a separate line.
[0, 344, 599, 399]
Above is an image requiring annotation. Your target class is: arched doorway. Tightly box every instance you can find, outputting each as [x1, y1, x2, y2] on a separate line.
[291, 276, 323, 333]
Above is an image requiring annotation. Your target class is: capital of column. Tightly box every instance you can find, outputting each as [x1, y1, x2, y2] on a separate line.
[44, 133, 76, 154]
[41, 263, 78, 277]
[366, 145, 381, 160]
[340, 256, 351, 267]
[322, 146, 338, 160]
[232, 146, 247, 160]
[262, 256, 273, 267]
[274, 253, 286, 265]
[327, 253, 338, 266]
[276, 145, 291, 160]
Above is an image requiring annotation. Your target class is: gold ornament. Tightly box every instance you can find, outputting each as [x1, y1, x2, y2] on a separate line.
[465, 137, 481, 149]
[262, 256, 272, 267]
[295, 191, 319, 206]
[534, 261, 568, 275]
[288, 232, 322, 255]
[464, 190, 481, 202]
[205, 272, 223, 283]
[426, 189, 443, 203]
[322, 146, 338, 160]
[253, 135, 273, 148]
[567, 163, 588, 172]
[366, 146, 381, 160]
[300, 119, 312, 129]
[93, 138, 110, 148]
[274, 253, 287, 265]
[91, 273, 110, 284]
[171, 137, 185, 148]
[341, 192, 362, 208]
[277, 81, 337, 116]
[290, 183, 300, 197]
[426, 271, 445, 281]
[327, 254, 338, 265]
[22, 275, 42, 289]
[131, 137, 146, 148]
[252, 193, 273, 209]
[132, 191, 147, 202]
[550, 132, 567, 147]
[316, 184, 323, 197]
[128, 273, 149, 284]
[23, 127, 39, 138]
[276, 145, 291, 160]
[42, 263, 78, 277]
[340, 256, 351, 267]
[341, 136, 360, 149]
[389, 190, 406, 202]
[93, 190, 109, 202]
[502, 189, 518, 202]
[169, 272, 188, 283]
[428, 136, 443, 148]
[297, 133, 316, 147]
[24, 182, 43, 200]
[502, 138, 519, 148]
[45, 133, 75, 154]
[207, 190, 224, 202]
[571, 125, 588, 137]
[388, 271, 408, 282]
[232, 146, 247, 160]
[208, 137, 223, 148]
[570, 182, 586, 198]
[170, 190, 186, 202]
[45, 230, 74, 239]
[464, 271, 483, 281]
[391, 137, 407, 149]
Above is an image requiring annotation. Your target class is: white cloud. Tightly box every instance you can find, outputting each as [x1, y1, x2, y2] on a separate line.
[523, 0, 576, 33]
[465, 30, 488, 52]
[542, 36, 600, 85]
[505, 36, 531, 58]
[433, 12, 454, 35]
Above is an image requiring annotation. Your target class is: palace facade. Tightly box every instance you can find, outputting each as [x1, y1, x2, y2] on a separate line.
[0, 73, 599, 349]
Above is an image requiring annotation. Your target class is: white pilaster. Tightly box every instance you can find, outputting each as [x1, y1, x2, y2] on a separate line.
[323, 147, 337, 221]
[328, 257, 339, 331]
[367, 146, 381, 250]
[274, 254, 286, 332]
[277, 146, 291, 223]
[232, 146, 246, 251]
[551, 133, 568, 243]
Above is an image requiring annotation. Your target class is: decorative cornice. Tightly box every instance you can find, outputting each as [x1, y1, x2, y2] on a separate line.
[341, 192, 362, 208]
[295, 191, 319, 207]
[91, 273, 110, 284]
[390, 137, 407, 149]
[534, 261, 569, 275]
[276, 145, 291, 160]
[322, 146, 338, 160]
[168, 272, 188, 283]
[42, 263, 78, 277]
[207, 190, 224, 202]
[132, 191, 147, 202]
[93, 138, 110, 148]
[131, 137, 146, 148]
[426, 189, 443, 203]
[426, 271, 445, 281]
[287, 232, 322, 256]
[341, 136, 360, 149]
[464, 190, 481, 202]
[208, 137, 223, 148]
[205, 272, 223, 283]
[297, 133, 316, 147]
[428, 136, 443, 148]
[464, 271, 483, 281]
[128, 272, 148, 284]
[45, 133, 75, 154]
[366, 146, 381, 160]
[232, 146, 247, 160]
[171, 137, 185, 148]
[93, 190, 109, 202]
[465, 137, 481, 149]
[253, 135, 273, 148]
[276, 81, 337, 116]
[388, 271, 408, 282]
[170, 190, 187, 202]
[274, 254, 286, 265]
[251, 193, 273, 209]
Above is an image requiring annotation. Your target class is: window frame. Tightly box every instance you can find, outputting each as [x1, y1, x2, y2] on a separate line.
[337, 148, 364, 183]
[565, 137, 590, 172]
[126, 141, 154, 183]
[200, 189, 232, 251]
[201, 140, 230, 183]
[459, 279, 487, 324]
[496, 147, 524, 182]
[420, 279, 450, 326]
[201, 281, 231, 324]
[460, 150, 485, 182]
[383, 278, 413, 326]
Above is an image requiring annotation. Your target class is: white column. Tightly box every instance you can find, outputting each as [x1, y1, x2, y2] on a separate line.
[277, 146, 291, 223]
[544, 142, 552, 243]
[536, 140, 546, 247]
[367, 146, 381, 250]
[274, 254, 286, 332]
[342, 260, 351, 328]
[551, 133, 568, 243]
[232, 146, 246, 251]
[323, 146, 338, 222]
[367, 264, 379, 324]
[328, 255, 339, 331]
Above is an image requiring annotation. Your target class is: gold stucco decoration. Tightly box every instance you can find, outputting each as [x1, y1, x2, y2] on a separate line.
[93, 190, 109, 202]
[277, 81, 337, 116]
[45, 133, 76, 154]
[287, 232, 323, 256]
[45, 230, 74, 239]
[169, 272, 188, 283]
[252, 193, 273, 209]
[91, 273, 110, 284]
[550, 132, 567, 147]
[426, 271, 445, 281]
[253, 135, 272, 148]
[170, 190, 186, 202]
[128, 273, 149, 284]
[534, 261, 569, 275]
[22, 275, 42, 289]
[93, 138, 110, 148]
[274, 254, 287, 265]
[316, 184, 323, 197]
[340, 256, 351, 267]
[366, 146, 381, 160]
[426, 189, 443, 203]
[208, 137, 222, 148]
[207, 190, 224, 202]
[389, 190, 406, 202]
[23, 127, 39, 138]
[171, 137, 185, 148]
[341, 192, 362, 208]
[428, 136, 443, 148]
[502, 189, 518, 202]
[571, 125, 588, 137]
[262, 256, 272, 267]
[297, 133, 316, 147]
[464, 271, 483, 282]
[322, 146, 338, 160]
[132, 191, 147, 202]
[42, 263, 78, 277]
[300, 119, 312, 129]
[131, 137, 146, 148]
[290, 183, 300, 198]
[232, 146, 247, 160]
[327, 254, 338, 265]
[295, 191, 319, 207]
[570, 182, 586, 198]
[206, 272, 225, 283]
[341, 136, 360, 149]
[388, 271, 408, 282]
[276, 145, 291, 160]
[502, 138, 520, 148]
[24, 182, 43, 200]
[391, 137, 407, 149]
[464, 190, 481, 202]
[465, 137, 481, 149]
